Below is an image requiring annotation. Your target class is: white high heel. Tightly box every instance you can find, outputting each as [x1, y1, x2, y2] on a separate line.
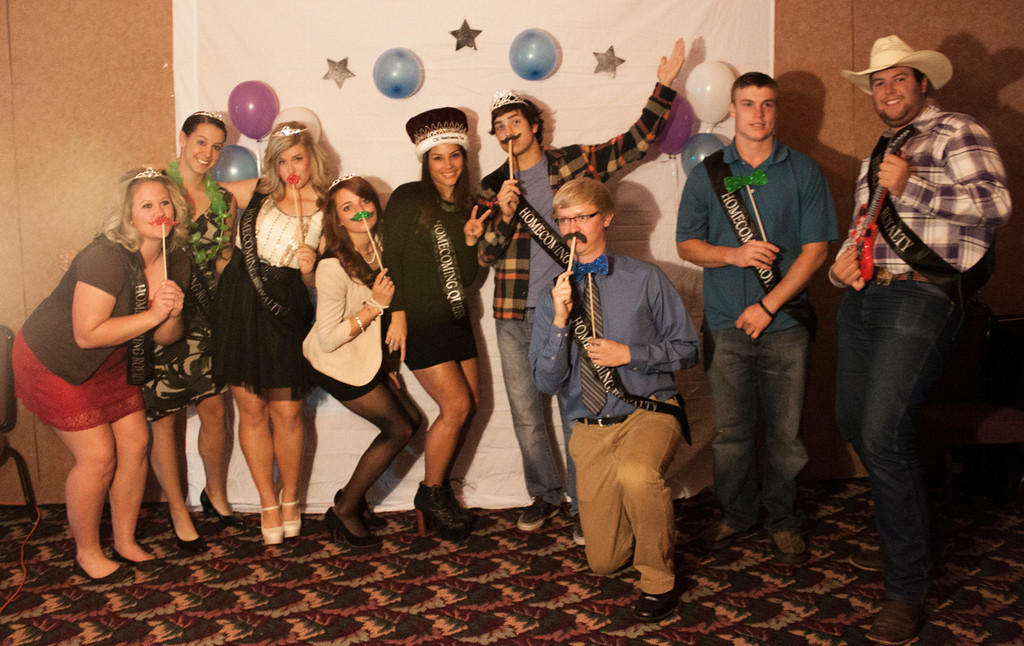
[261, 505, 284, 545]
[281, 496, 302, 538]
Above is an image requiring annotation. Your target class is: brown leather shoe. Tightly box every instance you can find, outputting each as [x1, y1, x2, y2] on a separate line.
[849, 546, 883, 571]
[771, 530, 809, 564]
[866, 599, 924, 645]
[698, 522, 740, 551]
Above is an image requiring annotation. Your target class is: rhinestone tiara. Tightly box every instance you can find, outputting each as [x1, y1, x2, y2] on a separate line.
[490, 89, 529, 113]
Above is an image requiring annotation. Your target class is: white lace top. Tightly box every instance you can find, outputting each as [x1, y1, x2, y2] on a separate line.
[238, 198, 324, 268]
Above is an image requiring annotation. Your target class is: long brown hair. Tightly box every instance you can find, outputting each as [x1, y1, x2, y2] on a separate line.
[415, 144, 473, 230]
[321, 177, 383, 286]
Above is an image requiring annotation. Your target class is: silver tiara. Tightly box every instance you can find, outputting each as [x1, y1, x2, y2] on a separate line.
[490, 89, 528, 112]
[190, 110, 223, 121]
[272, 124, 308, 138]
[133, 167, 162, 180]
[329, 173, 357, 190]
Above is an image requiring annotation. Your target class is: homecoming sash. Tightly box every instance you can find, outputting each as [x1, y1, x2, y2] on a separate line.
[566, 275, 692, 445]
[868, 134, 995, 306]
[126, 255, 152, 385]
[429, 218, 467, 320]
[703, 150, 817, 336]
[239, 192, 288, 318]
[481, 168, 572, 267]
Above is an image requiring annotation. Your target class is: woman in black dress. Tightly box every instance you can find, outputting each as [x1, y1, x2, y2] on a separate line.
[384, 107, 489, 540]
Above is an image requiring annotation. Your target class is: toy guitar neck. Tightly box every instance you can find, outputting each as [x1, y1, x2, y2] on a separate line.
[851, 126, 916, 281]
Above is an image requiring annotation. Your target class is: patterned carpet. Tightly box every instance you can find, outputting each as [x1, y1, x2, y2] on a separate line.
[1, 479, 1022, 645]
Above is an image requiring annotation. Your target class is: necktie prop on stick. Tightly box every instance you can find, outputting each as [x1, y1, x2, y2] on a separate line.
[573, 253, 609, 415]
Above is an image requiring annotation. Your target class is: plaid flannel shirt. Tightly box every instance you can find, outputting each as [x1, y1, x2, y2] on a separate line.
[840, 104, 1011, 273]
[476, 82, 676, 320]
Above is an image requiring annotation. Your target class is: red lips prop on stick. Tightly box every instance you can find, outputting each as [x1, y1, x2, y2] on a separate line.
[154, 216, 177, 280]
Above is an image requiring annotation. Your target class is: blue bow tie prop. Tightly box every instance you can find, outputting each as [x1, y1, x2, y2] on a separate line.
[573, 255, 608, 282]
[724, 168, 767, 193]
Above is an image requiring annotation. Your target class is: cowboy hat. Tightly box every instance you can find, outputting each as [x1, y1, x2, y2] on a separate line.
[841, 35, 952, 94]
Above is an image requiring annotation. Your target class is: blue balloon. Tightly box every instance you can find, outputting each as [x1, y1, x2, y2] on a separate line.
[373, 48, 423, 99]
[680, 133, 727, 175]
[509, 29, 559, 80]
[210, 145, 258, 182]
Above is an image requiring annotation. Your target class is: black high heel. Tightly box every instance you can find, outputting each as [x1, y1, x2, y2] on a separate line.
[72, 559, 133, 584]
[323, 507, 383, 549]
[200, 489, 243, 527]
[334, 488, 387, 531]
[413, 484, 473, 541]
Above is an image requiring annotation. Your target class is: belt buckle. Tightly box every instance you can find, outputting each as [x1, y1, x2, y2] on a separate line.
[873, 267, 894, 286]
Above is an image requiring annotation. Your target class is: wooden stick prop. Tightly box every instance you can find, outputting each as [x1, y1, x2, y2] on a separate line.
[155, 216, 177, 280]
[351, 211, 382, 266]
[568, 236, 577, 274]
[745, 185, 769, 242]
[588, 274, 597, 338]
[287, 174, 303, 262]
[502, 134, 521, 181]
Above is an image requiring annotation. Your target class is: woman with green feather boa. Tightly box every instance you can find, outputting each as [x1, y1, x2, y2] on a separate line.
[142, 111, 241, 553]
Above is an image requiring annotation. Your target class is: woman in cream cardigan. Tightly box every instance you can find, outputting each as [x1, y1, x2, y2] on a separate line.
[303, 176, 419, 548]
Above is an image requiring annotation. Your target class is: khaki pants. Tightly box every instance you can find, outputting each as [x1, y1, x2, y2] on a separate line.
[570, 408, 681, 595]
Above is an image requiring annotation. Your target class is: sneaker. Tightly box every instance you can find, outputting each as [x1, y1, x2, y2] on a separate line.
[771, 530, 809, 564]
[866, 599, 923, 645]
[698, 521, 740, 551]
[849, 546, 883, 572]
[572, 515, 585, 546]
[517, 498, 560, 531]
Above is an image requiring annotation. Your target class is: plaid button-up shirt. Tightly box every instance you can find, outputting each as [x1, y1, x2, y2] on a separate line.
[841, 104, 1011, 273]
[476, 83, 676, 320]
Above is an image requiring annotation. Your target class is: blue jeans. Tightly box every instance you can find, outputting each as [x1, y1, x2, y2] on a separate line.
[837, 281, 962, 604]
[496, 310, 577, 512]
[705, 325, 810, 533]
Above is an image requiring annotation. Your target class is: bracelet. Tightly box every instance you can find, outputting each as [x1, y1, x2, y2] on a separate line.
[757, 299, 777, 318]
[353, 314, 365, 333]
[366, 298, 388, 313]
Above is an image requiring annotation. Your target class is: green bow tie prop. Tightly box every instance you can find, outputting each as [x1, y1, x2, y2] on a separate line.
[724, 168, 767, 193]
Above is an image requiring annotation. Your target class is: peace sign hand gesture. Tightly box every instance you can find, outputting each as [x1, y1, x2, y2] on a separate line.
[464, 205, 492, 246]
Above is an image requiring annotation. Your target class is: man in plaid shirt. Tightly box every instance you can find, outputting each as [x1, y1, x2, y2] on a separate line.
[831, 35, 1011, 645]
[476, 38, 686, 541]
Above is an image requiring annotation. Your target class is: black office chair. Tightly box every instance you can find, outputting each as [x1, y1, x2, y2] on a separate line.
[1, 325, 37, 508]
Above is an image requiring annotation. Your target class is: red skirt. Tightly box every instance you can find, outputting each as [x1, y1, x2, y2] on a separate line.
[12, 330, 144, 431]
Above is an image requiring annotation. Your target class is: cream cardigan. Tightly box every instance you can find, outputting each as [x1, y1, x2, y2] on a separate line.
[302, 258, 383, 386]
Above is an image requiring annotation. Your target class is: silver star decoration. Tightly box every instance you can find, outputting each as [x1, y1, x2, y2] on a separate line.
[593, 46, 626, 77]
[323, 57, 355, 88]
[450, 19, 482, 51]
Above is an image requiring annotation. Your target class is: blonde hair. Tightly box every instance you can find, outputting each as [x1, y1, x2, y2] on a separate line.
[101, 169, 189, 252]
[552, 177, 614, 215]
[256, 121, 331, 205]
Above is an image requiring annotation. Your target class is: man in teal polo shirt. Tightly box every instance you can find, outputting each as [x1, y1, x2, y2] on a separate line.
[675, 72, 838, 562]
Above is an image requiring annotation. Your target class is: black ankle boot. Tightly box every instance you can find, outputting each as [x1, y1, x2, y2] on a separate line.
[440, 481, 477, 526]
[414, 484, 472, 541]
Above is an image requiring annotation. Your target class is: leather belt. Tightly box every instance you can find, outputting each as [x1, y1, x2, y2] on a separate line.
[871, 267, 931, 286]
[578, 415, 629, 427]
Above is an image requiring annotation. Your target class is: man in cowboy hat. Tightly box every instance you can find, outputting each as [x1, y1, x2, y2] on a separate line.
[831, 35, 1011, 645]
[676, 71, 838, 563]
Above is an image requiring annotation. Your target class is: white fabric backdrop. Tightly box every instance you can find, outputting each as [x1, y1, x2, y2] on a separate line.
[172, 0, 773, 512]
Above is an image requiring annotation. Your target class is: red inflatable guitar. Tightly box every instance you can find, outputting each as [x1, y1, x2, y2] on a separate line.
[849, 126, 916, 281]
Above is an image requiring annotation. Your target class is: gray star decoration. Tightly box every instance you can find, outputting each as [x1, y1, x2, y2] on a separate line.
[450, 19, 482, 51]
[324, 57, 356, 88]
[593, 46, 625, 77]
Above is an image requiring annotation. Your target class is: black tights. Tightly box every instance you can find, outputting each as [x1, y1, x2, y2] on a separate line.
[331, 383, 417, 535]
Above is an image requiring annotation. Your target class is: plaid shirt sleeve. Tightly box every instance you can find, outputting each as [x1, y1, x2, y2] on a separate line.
[843, 105, 1011, 272]
[477, 82, 677, 320]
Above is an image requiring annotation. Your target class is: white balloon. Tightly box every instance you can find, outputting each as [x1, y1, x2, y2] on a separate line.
[273, 106, 322, 142]
[685, 61, 737, 124]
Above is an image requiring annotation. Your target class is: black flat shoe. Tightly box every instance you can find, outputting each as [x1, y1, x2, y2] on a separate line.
[72, 560, 133, 584]
[334, 488, 388, 531]
[634, 589, 677, 623]
[111, 550, 163, 573]
[324, 507, 383, 549]
[200, 489, 244, 527]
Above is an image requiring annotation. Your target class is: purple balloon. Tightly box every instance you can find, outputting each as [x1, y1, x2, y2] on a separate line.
[659, 94, 696, 155]
[228, 81, 278, 140]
